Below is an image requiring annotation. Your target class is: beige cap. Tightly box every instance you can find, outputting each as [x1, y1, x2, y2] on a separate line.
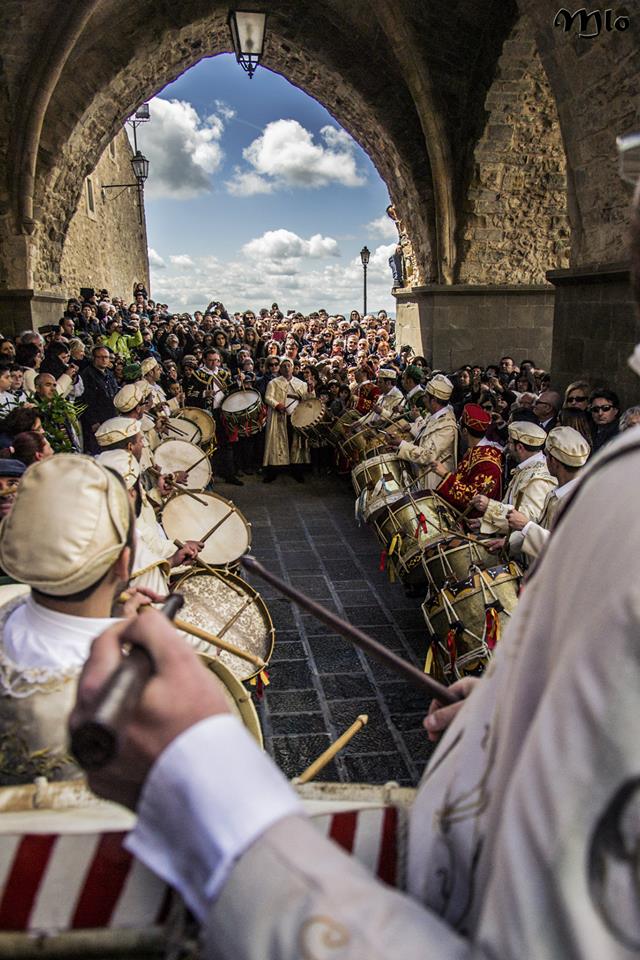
[377, 368, 397, 381]
[141, 357, 160, 376]
[0, 455, 130, 596]
[96, 417, 142, 448]
[426, 374, 453, 401]
[508, 421, 547, 447]
[114, 380, 151, 413]
[96, 449, 141, 489]
[545, 426, 590, 467]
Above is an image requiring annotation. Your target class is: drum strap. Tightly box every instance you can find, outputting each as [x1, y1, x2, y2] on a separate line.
[527, 434, 640, 581]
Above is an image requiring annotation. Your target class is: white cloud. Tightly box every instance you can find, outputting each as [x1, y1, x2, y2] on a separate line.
[226, 169, 274, 197]
[137, 98, 227, 199]
[170, 254, 194, 267]
[214, 100, 236, 122]
[367, 214, 398, 241]
[148, 248, 166, 268]
[225, 119, 365, 195]
[242, 229, 340, 261]
[148, 242, 396, 317]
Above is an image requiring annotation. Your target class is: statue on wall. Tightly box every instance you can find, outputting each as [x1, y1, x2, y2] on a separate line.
[386, 204, 417, 289]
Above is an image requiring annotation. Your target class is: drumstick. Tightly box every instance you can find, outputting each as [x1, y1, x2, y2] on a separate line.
[169, 483, 208, 506]
[164, 421, 189, 438]
[241, 556, 459, 704]
[182, 450, 210, 475]
[174, 616, 265, 669]
[173, 541, 247, 597]
[217, 596, 253, 638]
[200, 506, 236, 544]
[70, 594, 185, 771]
[293, 715, 368, 785]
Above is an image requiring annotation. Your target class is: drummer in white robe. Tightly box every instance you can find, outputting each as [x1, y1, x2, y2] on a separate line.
[262, 358, 310, 483]
[473, 421, 557, 552]
[0, 455, 157, 784]
[506, 425, 590, 560]
[388, 374, 458, 490]
[95, 418, 203, 592]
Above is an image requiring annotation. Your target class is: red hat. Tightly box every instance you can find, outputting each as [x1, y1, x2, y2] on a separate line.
[462, 403, 491, 434]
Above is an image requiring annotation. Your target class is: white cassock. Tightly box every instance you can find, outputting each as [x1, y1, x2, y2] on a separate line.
[263, 375, 309, 466]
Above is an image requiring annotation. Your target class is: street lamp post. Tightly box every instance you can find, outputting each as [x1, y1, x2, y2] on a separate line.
[360, 246, 370, 317]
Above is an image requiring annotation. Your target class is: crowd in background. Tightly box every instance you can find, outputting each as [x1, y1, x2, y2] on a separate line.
[0, 281, 637, 480]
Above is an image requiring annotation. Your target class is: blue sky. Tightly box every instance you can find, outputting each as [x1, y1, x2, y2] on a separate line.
[132, 54, 397, 316]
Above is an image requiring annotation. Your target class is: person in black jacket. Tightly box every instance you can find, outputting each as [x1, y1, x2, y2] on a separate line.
[589, 389, 620, 452]
[80, 345, 119, 453]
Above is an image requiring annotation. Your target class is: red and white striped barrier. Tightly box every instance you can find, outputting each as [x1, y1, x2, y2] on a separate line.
[0, 807, 399, 933]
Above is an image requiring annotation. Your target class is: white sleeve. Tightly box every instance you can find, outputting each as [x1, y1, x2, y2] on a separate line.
[124, 715, 303, 921]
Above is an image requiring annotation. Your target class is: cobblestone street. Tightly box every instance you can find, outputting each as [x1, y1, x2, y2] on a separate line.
[226, 472, 436, 787]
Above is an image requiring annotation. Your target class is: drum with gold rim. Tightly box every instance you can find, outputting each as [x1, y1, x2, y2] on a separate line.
[162, 490, 251, 568]
[173, 567, 274, 685]
[177, 406, 216, 453]
[422, 562, 522, 683]
[421, 534, 494, 595]
[329, 408, 360, 446]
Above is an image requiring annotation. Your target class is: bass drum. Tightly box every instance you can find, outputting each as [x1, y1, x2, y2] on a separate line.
[291, 398, 329, 445]
[173, 567, 275, 683]
[162, 490, 251, 568]
[221, 389, 265, 437]
[153, 439, 211, 490]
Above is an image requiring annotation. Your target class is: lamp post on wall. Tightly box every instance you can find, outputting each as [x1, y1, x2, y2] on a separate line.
[228, 10, 267, 78]
[360, 245, 370, 317]
[101, 149, 150, 225]
[101, 103, 151, 224]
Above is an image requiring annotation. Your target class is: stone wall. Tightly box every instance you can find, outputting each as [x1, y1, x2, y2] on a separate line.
[395, 284, 555, 371]
[58, 130, 149, 302]
[549, 264, 640, 408]
[457, 19, 570, 284]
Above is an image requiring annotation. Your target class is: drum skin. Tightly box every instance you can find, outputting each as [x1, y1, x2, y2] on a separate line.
[422, 562, 522, 682]
[173, 567, 274, 684]
[164, 417, 202, 444]
[162, 491, 251, 567]
[291, 398, 328, 444]
[153, 439, 211, 490]
[177, 406, 216, 447]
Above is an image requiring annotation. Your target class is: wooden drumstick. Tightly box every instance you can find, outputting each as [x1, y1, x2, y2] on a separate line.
[168, 483, 208, 506]
[217, 596, 253, 638]
[173, 616, 265, 670]
[70, 594, 185, 771]
[241, 556, 459, 705]
[200, 506, 236, 544]
[182, 450, 210, 475]
[293, 715, 368, 785]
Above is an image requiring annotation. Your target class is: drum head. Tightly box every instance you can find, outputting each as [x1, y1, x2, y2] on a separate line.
[222, 389, 261, 413]
[291, 398, 323, 429]
[164, 417, 201, 444]
[174, 568, 274, 685]
[162, 491, 251, 565]
[154, 439, 211, 489]
[178, 407, 215, 445]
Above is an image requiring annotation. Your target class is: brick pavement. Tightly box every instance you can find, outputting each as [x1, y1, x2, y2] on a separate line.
[223, 471, 437, 786]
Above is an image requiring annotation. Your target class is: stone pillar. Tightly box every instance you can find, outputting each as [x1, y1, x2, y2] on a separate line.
[394, 284, 555, 370]
[0, 290, 67, 337]
[548, 263, 639, 407]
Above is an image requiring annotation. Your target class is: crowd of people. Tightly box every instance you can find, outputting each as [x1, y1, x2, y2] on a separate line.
[0, 283, 636, 488]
